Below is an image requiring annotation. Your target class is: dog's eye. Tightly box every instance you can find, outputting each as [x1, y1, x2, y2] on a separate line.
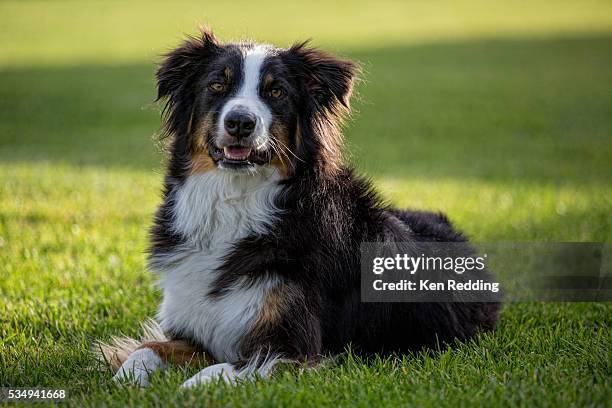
[209, 82, 225, 92]
[269, 88, 283, 98]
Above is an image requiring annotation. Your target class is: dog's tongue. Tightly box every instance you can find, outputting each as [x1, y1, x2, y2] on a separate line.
[224, 146, 252, 160]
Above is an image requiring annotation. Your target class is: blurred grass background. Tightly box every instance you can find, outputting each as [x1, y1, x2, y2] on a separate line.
[0, 1, 611, 406]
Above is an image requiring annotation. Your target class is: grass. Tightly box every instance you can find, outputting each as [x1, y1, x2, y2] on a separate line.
[1, 1, 611, 406]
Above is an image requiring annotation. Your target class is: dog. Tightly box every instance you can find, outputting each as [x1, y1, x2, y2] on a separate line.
[99, 27, 500, 388]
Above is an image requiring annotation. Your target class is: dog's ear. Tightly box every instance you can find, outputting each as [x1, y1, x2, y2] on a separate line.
[156, 27, 220, 136]
[282, 43, 359, 176]
[285, 42, 359, 116]
[157, 27, 219, 100]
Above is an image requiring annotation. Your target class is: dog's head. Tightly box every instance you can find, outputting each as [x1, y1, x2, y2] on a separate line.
[157, 27, 358, 179]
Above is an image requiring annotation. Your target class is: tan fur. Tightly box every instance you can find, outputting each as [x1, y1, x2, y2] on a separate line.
[190, 112, 217, 174]
[249, 283, 302, 335]
[136, 340, 210, 366]
[269, 121, 296, 179]
[94, 318, 168, 372]
[263, 73, 274, 88]
[241, 283, 305, 357]
[256, 286, 285, 326]
[241, 289, 284, 356]
[95, 319, 211, 373]
[191, 151, 217, 174]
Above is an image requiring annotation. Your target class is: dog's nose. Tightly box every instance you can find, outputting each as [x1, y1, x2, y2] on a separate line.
[224, 111, 256, 139]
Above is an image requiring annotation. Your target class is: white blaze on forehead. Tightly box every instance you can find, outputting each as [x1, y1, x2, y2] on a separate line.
[241, 45, 269, 102]
[218, 45, 273, 149]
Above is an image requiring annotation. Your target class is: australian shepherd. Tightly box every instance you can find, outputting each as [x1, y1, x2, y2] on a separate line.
[99, 27, 499, 388]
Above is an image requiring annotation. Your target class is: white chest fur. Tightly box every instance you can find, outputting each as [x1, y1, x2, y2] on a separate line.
[154, 169, 282, 362]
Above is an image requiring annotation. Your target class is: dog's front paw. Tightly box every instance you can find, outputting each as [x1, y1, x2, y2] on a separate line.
[180, 363, 237, 388]
[113, 348, 165, 387]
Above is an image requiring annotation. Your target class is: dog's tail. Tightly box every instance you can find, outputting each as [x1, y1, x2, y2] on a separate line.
[93, 318, 168, 373]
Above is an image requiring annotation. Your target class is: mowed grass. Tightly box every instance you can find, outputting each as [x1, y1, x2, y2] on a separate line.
[1, 1, 611, 406]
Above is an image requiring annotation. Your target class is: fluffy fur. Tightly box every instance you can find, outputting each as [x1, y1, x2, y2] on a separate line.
[98, 27, 499, 388]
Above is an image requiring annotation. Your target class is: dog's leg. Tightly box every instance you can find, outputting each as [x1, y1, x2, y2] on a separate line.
[97, 319, 210, 387]
[113, 347, 165, 387]
[114, 340, 207, 387]
[180, 353, 284, 388]
[179, 281, 323, 388]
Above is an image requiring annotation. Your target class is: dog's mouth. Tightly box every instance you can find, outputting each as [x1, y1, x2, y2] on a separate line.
[209, 145, 272, 169]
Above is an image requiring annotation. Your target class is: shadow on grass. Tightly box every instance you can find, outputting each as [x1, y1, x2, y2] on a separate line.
[1, 34, 611, 184]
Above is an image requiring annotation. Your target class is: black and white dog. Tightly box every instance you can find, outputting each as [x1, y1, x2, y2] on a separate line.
[100, 28, 499, 388]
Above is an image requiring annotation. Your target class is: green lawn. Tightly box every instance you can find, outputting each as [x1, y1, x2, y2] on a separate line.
[1, 1, 611, 406]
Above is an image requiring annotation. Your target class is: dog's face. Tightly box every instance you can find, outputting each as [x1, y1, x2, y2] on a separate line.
[157, 28, 357, 178]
